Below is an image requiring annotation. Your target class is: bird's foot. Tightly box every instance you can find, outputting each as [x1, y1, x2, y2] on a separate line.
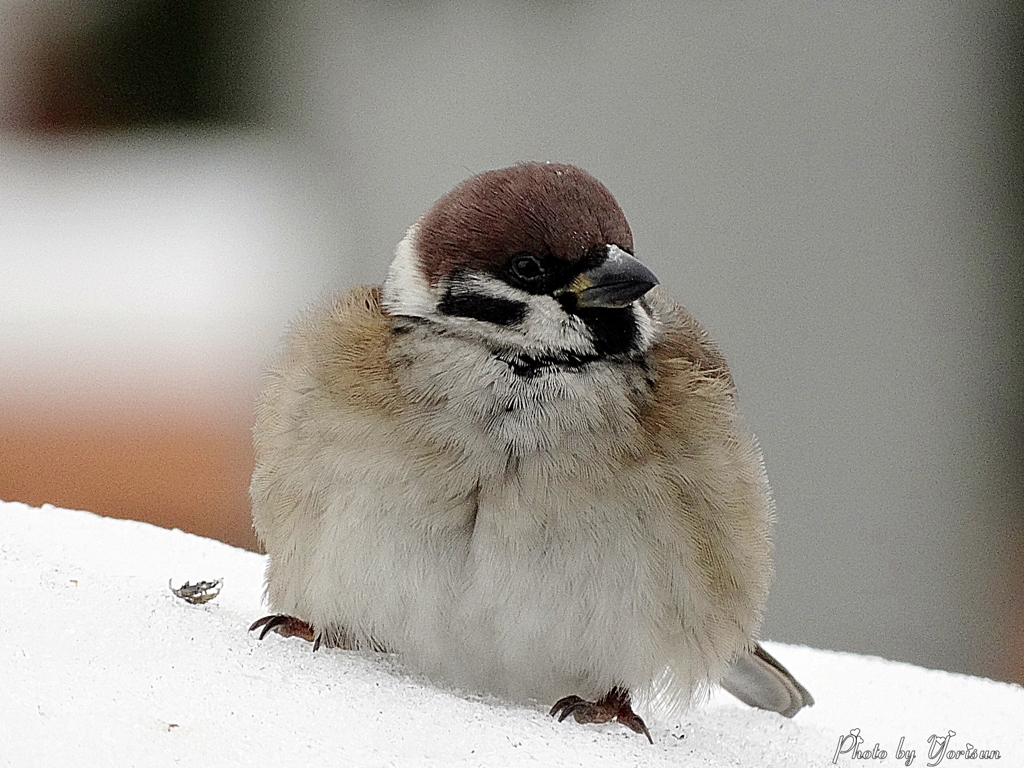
[249, 614, 324, 651]
[549, 686, 653, 743]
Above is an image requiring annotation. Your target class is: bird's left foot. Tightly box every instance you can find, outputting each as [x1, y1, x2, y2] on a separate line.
[249, 614, 324, 650]
[550, 686, 653, 743]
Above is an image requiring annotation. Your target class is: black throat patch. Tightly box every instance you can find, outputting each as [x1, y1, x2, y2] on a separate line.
[573, 306, 640, 358]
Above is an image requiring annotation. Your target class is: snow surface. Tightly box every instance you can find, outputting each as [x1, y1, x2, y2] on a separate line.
[1, 500, 1021, 767]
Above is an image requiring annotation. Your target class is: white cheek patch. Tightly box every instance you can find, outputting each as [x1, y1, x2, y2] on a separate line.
[437, 273, 594, 356]
[521, 294, 592, 352]
[632, 300, 656, 353]
[382, 224, 437, 319]
[443, 271, 511, 301]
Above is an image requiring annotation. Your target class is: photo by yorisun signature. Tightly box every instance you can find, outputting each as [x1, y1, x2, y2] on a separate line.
[833, 728, 1001, 766]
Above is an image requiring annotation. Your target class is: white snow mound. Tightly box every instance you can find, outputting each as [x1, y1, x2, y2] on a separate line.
[1, 500, 1020, 767]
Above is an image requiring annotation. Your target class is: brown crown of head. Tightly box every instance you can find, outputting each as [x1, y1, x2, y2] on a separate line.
[414, 163, 634, 286]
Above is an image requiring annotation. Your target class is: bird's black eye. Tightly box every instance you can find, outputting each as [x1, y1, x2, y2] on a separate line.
[510, 253, 545, 283]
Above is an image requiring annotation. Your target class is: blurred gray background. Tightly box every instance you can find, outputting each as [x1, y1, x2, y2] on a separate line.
[1, 1, 1021, 684]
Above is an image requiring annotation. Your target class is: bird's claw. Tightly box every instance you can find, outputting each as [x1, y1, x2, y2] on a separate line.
[248, 614, 319, 647]
[550, 695, 596, 722]
[615, 710, 653, 743]
[549, 687, 653, 743]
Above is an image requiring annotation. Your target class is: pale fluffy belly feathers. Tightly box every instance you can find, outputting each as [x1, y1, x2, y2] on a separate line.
[261, 432, 751, 711]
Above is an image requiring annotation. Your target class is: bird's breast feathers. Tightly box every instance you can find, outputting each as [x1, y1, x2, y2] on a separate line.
[251, 284, 772, 709]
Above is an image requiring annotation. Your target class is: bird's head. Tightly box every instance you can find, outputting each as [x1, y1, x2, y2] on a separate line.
[382, 163, 659, 375]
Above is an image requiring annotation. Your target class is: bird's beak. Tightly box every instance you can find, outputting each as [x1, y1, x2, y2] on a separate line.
[565, 245, 659, 309]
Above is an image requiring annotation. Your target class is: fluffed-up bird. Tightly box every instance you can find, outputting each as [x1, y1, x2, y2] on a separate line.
[249, 162, 813, 741]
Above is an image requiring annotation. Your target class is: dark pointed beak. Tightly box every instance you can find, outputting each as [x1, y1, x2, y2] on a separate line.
[568, 245, 659, 309]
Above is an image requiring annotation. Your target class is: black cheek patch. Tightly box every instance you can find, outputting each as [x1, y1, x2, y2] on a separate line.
[438, 291, 528, 327]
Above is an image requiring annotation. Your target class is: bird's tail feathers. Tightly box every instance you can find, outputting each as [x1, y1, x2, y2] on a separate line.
[719, 642, 814, 717]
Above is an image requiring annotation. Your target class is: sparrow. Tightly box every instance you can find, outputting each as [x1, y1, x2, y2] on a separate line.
[249, 162, 813, 741]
